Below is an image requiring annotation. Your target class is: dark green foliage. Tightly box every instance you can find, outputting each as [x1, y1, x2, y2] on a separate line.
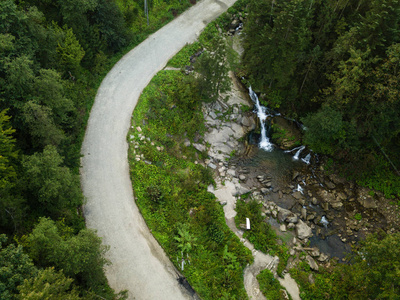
[291, 233, 400, 299]
[22, 146, 83, 220]
[0, 234, 37, 300]
[242, 0, 400, 196]
[24, 218, 110, 293]
[17, 267, 84, 300]
[257, 269, 291, 300]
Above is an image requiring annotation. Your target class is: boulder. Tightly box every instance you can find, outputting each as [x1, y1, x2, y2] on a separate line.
[286, 213, 299, 224]
[306, 255, 319, 271]
[278, 208, 292, 223]
[292, 191, 303, 200]
[296, 220, 313, 240]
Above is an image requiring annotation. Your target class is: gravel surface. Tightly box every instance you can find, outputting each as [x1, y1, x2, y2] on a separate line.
[80, 0, 236, 299]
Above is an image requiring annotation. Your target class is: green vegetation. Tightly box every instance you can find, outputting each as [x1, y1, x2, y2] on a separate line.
[242, 0, 400, 198]
[235, 199, 290, 276]
[129, 68, 252, 299]
[0, 0, 200, 298]
[291, 233, 400, 299]
[257, 269, 292, 300]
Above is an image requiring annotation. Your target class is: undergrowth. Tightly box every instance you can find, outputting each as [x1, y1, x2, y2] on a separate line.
[235, 199, 290, 276]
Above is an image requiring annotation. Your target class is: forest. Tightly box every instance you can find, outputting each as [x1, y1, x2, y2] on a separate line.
[242, 0, 400, 198]
[0, 0, 194, 298]
[1, 0, 400, 298]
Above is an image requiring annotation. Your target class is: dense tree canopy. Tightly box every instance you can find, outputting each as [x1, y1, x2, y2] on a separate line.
[243, 0, 400, 193]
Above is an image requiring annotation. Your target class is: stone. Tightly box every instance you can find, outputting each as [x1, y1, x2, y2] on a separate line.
[136, 126, 142, 132]
[209, 111, 217, 119]
[318, 253, 329, 262]
[325, 180, 336, 190]
[193, 143, 206, 152]
[264, 181, 272, 188]
[287, 223, 295, 229]
[358, 187, 377, 209]
[330, 201, 343, 210]
[280, 224, 287, 232]
[296, 220, 313, 240]
[306, 255, 319, 271]
[308, 274, 315, 285]
[285, 213, 299, 224]
[272, 210, 278, 218]
[234, 185, 251, 196]
[310, 247, 320, 257]
[279, 190, 283, 199]
[278, 208, 292, 223]
[280, 289, 290, 300]
[227, 169, 236, 176]
[239, 175, 246, 181]
[208, 163, 217, 169]
[311, 197, 318, 205]
[289, 249, 296, 256]
[292, 171, 300, 181]
[261, 188, 269, 195]
[292, 191, 303, 200]
[301, 207, 307, 220]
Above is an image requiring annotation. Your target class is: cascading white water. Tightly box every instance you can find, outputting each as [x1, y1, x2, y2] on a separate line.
[320, 216, 329, 228]
[293, 145, 305, 160]
[249, 87, 273, 151]
[301, 153, 311, 164]
[296, 184, 304, 194]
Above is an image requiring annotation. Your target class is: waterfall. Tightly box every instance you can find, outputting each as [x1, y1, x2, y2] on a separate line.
[296, 184, 304, 194]
[320, 216, 329, 228]
[249, 87, 273, 151]
[301, 153, 311, 164]
[293, 145, 305, 160]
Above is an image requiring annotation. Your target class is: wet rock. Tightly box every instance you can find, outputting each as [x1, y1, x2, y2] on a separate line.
[330, 201, 343, 210]
[292, 191, 303, 200]
[301, 207, 307, 219]
[324, 180, 336, 190]
[296, 220, 313, 240]
[310, 247, 320, 257]
[311, 197, 318, 205]
[318, 253, 329, 262]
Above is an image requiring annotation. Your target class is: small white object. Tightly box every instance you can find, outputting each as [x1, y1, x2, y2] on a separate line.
[246, 218, 250, 230]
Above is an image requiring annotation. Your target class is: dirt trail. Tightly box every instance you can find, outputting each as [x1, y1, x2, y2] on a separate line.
[80, 1, 236, 298]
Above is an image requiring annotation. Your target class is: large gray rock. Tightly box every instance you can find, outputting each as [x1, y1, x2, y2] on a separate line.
[278, 208, 292, 223]
[286, 213, 299, 224]
[306, 255, 319, 271]
[193, 143, 206, 152]
[296, 220, 312, 240]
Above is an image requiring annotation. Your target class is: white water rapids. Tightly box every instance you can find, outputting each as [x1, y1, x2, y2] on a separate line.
[249, 87, 273, 151]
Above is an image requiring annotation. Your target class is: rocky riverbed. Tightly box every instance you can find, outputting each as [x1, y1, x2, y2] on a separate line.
[186, 69, 400, 298]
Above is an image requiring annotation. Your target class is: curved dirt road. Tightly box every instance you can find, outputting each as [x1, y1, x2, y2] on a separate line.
[81, 0, 236, 299]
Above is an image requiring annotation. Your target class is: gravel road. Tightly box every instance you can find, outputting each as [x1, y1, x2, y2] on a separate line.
[80, 0, 236, 299]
